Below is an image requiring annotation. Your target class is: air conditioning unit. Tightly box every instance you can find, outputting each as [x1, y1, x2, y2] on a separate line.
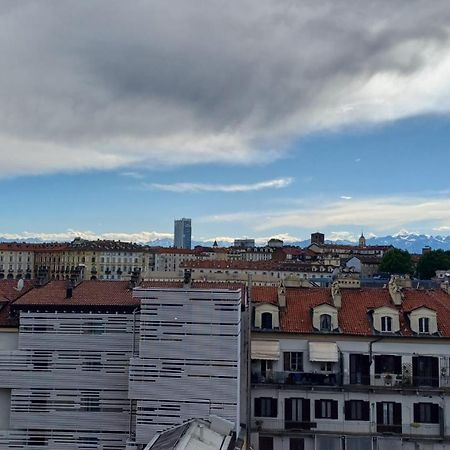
[382, 373, 394, 386]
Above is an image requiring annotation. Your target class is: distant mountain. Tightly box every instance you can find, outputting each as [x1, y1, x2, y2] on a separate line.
[2, 233, 450, 253]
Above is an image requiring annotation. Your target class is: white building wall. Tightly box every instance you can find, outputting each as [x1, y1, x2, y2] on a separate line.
[130, 287, 242, 446]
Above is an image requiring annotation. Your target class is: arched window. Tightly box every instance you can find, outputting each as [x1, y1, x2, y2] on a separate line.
[381, 316, 392, 332]
[320, 314, 332, 332]
[261, 312, 273, 330]
[419, 317, 430, 333]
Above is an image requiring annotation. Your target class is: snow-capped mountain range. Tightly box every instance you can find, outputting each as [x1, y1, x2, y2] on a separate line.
[1, 233, 450, 253]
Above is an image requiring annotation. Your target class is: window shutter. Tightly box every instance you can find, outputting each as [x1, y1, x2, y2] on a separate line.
[394, 356, 402, 374]
[255, 398, 261, 417]
[431, 404, 439, 423]
[393, 403, 402, 425]
[285, 399, 292, 421]
[362, 401, 370, 421]
[376, 403, 382, 424]
[284, 352, 290, 371]
[315, 400, 321, 419]
[302, 399, 310, 422]
[331, 401, 338, 419]
[271, 398, 278, 417]
[344, 401, 350, 420]
[413, 403, 419, 422]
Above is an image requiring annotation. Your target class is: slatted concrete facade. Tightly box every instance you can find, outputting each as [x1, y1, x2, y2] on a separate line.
[129, 287, 242, 446]
[0, 311, 137, 449]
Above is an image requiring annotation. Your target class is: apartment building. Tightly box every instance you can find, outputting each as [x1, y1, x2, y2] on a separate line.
[182, 260, 337, 286]
[250, 278, 450, 450]
[129, 282, 244, 447]
[0, 277, 245, 449]
[34, 239, 149, 281]
[0, 243, 35, 280]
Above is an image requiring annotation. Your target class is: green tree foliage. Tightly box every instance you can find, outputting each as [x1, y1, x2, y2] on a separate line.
[379, 248, 413, 275]
[417, 250, 450, 280]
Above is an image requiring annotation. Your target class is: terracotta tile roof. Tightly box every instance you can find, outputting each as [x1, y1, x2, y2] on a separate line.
[252, 286, 278, 305]
[13, 280, 139, 308]
[0, 242, 42, 252]
[13, 280, 245, 309]
[182, 259, 331, 272]
[0, 280, 34, 327]
[253, 286, 450, 337]
[0, 280, 34, 302]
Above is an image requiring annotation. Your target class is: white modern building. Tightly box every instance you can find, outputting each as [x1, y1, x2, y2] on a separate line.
[129, 284, 243, 446]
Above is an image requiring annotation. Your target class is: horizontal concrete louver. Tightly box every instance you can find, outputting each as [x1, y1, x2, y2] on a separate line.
[130, 289, 242, 446]
[0, 311, 138, 450]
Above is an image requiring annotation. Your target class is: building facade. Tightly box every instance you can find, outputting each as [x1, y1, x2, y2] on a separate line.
[129, 285, 243, 446]
[250, 279, 450, 450]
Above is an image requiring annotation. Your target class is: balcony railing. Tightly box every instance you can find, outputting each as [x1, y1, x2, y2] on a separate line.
[252, 371, 341, 387]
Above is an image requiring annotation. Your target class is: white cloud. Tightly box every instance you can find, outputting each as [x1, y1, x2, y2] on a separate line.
[340, 196, 353, 200]
[147, 177, 293, 193]
[1, 1, 450, 176]
[202, 195, 450, 234]
[120, 171, 145, 180]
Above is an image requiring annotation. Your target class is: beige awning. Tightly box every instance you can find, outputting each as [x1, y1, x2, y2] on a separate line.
[251, 340, 280, 360]
[309, 342, 338, 362]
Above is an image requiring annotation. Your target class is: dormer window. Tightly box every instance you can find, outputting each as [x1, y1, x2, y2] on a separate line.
[261, 312, 273, 330]
[419, 317, 430, 334]
[320, 314, 332, 332]
[381, 316, 392, 332]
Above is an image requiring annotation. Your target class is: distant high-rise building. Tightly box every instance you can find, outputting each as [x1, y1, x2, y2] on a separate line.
[174, 218, 192, 249]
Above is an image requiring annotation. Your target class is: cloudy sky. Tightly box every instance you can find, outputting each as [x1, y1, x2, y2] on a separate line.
[1, 0, 450, 243]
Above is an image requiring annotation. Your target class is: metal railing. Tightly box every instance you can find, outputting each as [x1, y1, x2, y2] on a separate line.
[252, 370, 341, 387]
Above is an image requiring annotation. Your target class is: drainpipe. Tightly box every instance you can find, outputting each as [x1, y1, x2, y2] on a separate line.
[369, 337, 383, 367]
[246, 275, 253, 449]
[129, 307, 140, 442]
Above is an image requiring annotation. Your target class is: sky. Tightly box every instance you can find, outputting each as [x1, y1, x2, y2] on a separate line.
[1, 1, 450, 244]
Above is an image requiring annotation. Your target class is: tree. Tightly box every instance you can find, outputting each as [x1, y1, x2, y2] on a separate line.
[416, 250, 450, 280]
[379, 248, 413, 275]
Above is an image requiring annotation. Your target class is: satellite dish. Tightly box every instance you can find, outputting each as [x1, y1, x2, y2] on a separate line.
[16, 279, 24, 291]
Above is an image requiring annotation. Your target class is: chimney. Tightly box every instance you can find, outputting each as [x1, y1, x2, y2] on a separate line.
[441, 282, 450, 296]
[388, 275, 404, 305]
[66, 286, 73, 299]
[129, 269, 142, 289]
[277, 282, 286, 308]
[35, 267, 49, 287]
[183, 270, 192, 288]
[331, 280, 342, 308]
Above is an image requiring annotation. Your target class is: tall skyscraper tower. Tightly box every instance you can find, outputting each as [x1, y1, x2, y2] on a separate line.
[174, 218, 192, 249]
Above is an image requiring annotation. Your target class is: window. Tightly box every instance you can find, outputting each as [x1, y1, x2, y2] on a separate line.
[320, 362, 332, 372]
[419, 317, 430, 333]
[319, 314, 332, 332]
[285, 398, 310, 429]
[254, 398, 277, 417]
[315, 399, 338, 419]
[261, 312, 273, 330]
[259, 437, 273, 450]
[284, 352, 303, 372]
[413, 403, 439, 424]
[374, 355, 402, 374]
[345, 400, 370, 421]
[381, 316, 392, 332]
[376, 402, 402, 433]
[290, 438, 305, 450]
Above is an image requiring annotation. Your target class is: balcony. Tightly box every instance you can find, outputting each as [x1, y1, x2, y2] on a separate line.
[252, 371, 341, 387]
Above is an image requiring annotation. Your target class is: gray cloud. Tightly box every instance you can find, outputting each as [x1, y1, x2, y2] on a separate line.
[1, 1, 450, 176]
